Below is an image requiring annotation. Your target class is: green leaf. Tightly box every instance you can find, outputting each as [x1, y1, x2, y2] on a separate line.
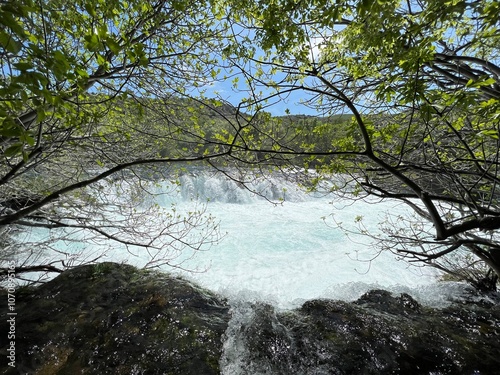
[466, 77, 497, 88]
[96, 54, 107, 67]
[53, 50, 69, 66]
[14, 61, 32, 71]
[0, 30, 22, 53]
[0, 127, 18, 138]
[106, 38, 122, 55]
[0, 12, 26, 37]
[4, 143, 23, 157]
[172, 1, 186, 11]
[84, 2, 97, 17]
[97, 24, 108, 39]
[84, 34, 100, 51]
[75, 68, 89, 78]
[478, 129, 499, 139]
[23, 135, 36, 146]
[36, 109, 47, 122]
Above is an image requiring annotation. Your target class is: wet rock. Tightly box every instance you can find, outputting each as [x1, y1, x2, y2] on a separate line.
[354, 289, 422, 314]
[1, 263, 500, 374]
[0, 263, 230, 374]
[222, 291, 500, 374]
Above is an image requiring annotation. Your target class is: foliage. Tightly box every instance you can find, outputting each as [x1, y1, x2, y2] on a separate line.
[3, 0, 500, 290]
[0, 0, 240, 281]
[225, 0, 500, 288]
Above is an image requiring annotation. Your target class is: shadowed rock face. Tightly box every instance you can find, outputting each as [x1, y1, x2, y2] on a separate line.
[231, 290, 500, 374]
[1, 263, 500, 374]
[0, 263, 230, 374]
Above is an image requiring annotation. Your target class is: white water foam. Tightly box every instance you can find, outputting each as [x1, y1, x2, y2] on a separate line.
[13, 169, 468, 308]
[148, 171, 449, 309]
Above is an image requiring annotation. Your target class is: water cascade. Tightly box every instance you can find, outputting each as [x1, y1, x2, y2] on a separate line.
[6, 171, 498, 374]
[151, 168, 455, 309]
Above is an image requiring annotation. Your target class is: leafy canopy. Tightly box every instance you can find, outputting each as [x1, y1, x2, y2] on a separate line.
[224, 0, 500, 286]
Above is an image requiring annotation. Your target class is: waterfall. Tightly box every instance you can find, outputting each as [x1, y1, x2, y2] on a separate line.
[7, 167, 489, 375]
[15, 166, 460, 307]
[152, 168, 444, 309]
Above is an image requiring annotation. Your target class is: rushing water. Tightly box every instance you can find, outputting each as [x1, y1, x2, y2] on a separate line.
[139, 169, 473, 374]
[10, 168, 480, 374]
[17, 167, 468, 308]
[146, 170, 475, 374]
[147, 169, 458, 309]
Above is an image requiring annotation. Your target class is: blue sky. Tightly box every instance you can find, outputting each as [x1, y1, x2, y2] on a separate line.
[195, 62, 322, 117]
[191, 25, 325, 117]
[203, 80, 319, 116]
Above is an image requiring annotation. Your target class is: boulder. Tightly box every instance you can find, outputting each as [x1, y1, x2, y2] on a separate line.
[2, 263, 500, 374]
[0, 263, 229, 374]
[224, 289, 500, 374]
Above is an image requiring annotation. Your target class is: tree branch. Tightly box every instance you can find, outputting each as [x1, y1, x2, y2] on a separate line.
[0, 153, 228, 226]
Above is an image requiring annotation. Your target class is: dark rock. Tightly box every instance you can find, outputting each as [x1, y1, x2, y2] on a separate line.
[354, 288, 422, 314]
[0, 263, 230, 374]
[1, 263, 500, 374]
[224, 291, 500, 374]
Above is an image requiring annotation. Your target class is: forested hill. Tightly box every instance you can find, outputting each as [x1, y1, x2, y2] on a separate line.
[79, 95, 356, 164]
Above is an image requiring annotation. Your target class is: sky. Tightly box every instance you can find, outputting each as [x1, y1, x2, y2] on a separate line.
[203, 78, 320, 117]
[192, 27, 328, 117]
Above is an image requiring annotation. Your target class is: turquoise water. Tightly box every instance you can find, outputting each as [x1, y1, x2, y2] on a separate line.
[15, 169, 454, 307]
[149, 171, 442, 308]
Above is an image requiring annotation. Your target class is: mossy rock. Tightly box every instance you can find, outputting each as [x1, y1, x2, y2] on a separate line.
[2, 264, 500, 374]
[0, 263, 230, 374]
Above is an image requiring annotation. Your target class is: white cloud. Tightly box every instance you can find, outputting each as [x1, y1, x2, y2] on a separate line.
[308, 36, 324, 63]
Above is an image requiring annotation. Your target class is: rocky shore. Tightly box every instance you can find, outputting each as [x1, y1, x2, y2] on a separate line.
[1, 262, 499, 374]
